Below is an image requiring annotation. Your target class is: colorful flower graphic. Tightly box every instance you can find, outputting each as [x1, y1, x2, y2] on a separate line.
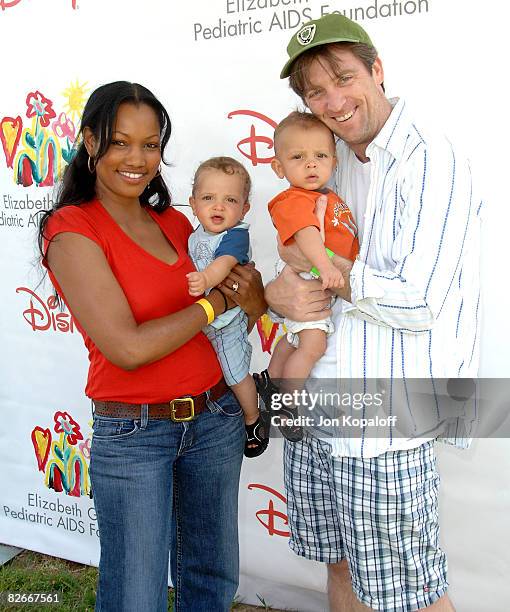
[79, 438, 91, 460]
[54, 411, 83, 446]
[4, 85, 84, 186]
[52, 112, 76, 142]
[31, 410, 91, 497]
[25, 90, 56, 128]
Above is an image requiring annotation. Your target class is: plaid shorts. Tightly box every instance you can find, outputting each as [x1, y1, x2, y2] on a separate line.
[284, 436, 448, 611]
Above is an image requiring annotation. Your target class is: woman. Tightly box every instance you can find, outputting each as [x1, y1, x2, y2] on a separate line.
[38, 81, 266, 612]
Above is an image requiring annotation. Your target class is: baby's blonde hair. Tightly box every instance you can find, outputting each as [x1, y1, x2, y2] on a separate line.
[192, 156, 251, 201]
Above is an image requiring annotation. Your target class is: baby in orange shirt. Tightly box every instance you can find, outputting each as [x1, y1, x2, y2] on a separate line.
[254, 111, 359, 441]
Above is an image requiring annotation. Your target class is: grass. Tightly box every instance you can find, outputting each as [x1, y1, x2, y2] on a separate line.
[0, 551, 98, 611]
[0, 550, 281, 611]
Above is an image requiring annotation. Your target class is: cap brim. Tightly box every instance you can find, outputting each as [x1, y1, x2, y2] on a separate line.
[280, 35, 362, 79]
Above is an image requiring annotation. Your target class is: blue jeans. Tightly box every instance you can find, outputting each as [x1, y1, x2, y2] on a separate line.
[89, 390, 245, 612]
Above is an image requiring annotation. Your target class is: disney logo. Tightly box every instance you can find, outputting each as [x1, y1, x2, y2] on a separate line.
[227, 110, 277, 167]
[247, 483, 290, 537]
[16, 287, 75, 333]
[1, 0, 77, 10]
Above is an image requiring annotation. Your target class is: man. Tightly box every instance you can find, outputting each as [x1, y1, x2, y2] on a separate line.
[265, 13, 481, 611]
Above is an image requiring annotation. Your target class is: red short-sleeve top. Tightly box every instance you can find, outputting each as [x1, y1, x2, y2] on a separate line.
[43, 199, 222, 403]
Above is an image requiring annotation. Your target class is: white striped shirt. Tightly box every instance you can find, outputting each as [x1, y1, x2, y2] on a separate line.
[312, 98, 482, 458]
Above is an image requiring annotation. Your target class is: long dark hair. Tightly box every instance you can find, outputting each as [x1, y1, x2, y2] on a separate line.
[37, 81, 172, 258]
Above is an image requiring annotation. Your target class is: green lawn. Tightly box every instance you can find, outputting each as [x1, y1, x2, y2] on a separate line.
[0, 551, 98, 611]
[0, 551, 280, 611]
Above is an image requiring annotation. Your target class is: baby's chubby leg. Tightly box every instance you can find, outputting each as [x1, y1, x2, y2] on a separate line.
[232, 374, 270, 457]
[282, 328, 327, 385]
[231, 374, 259, 425]
[267, 336, 295, 379]
[270, 328, 326, 443]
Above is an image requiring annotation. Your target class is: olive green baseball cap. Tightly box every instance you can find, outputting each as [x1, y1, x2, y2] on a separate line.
[280, 13, 374, 79]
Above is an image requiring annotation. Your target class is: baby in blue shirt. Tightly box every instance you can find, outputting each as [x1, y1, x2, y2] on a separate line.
[187, 157, 267, 457]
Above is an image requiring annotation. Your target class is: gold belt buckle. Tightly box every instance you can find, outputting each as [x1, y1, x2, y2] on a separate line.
[169, 397, 195, 422]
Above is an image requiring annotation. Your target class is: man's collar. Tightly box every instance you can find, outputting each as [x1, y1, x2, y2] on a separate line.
[367, 97, 410, 161]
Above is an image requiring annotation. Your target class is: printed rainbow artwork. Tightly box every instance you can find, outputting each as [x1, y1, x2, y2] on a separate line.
[31, 411, 91, 498]
[0, 80, 88, 187]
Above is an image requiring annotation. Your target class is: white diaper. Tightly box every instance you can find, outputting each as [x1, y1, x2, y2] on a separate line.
[285, 316, 335, 348]
[273, 258, 335, 348]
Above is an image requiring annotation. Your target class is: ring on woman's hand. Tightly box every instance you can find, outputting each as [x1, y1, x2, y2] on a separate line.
[232, 281, 239, 292]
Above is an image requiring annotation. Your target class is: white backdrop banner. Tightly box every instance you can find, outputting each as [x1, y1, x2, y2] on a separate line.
[1, 1, 509, 611]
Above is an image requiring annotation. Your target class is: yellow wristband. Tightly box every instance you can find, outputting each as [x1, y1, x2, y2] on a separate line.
[196, 298, 215, 325]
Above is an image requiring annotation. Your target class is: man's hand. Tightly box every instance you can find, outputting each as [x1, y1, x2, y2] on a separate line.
[329, 254, 353, 303]
[265, 265, 332, 321]
[277, 236, 311, 273]
[277, 239, 352, 300]
[317, 261, 345, 290]
[186, 271, 208, 297]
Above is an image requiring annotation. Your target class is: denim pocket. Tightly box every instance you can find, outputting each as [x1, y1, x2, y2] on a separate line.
[92, 416, 140, 440]
[212, 390, 243, 417]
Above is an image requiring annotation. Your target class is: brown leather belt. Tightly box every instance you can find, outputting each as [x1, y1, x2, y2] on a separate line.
[93, 378, 228, 422]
